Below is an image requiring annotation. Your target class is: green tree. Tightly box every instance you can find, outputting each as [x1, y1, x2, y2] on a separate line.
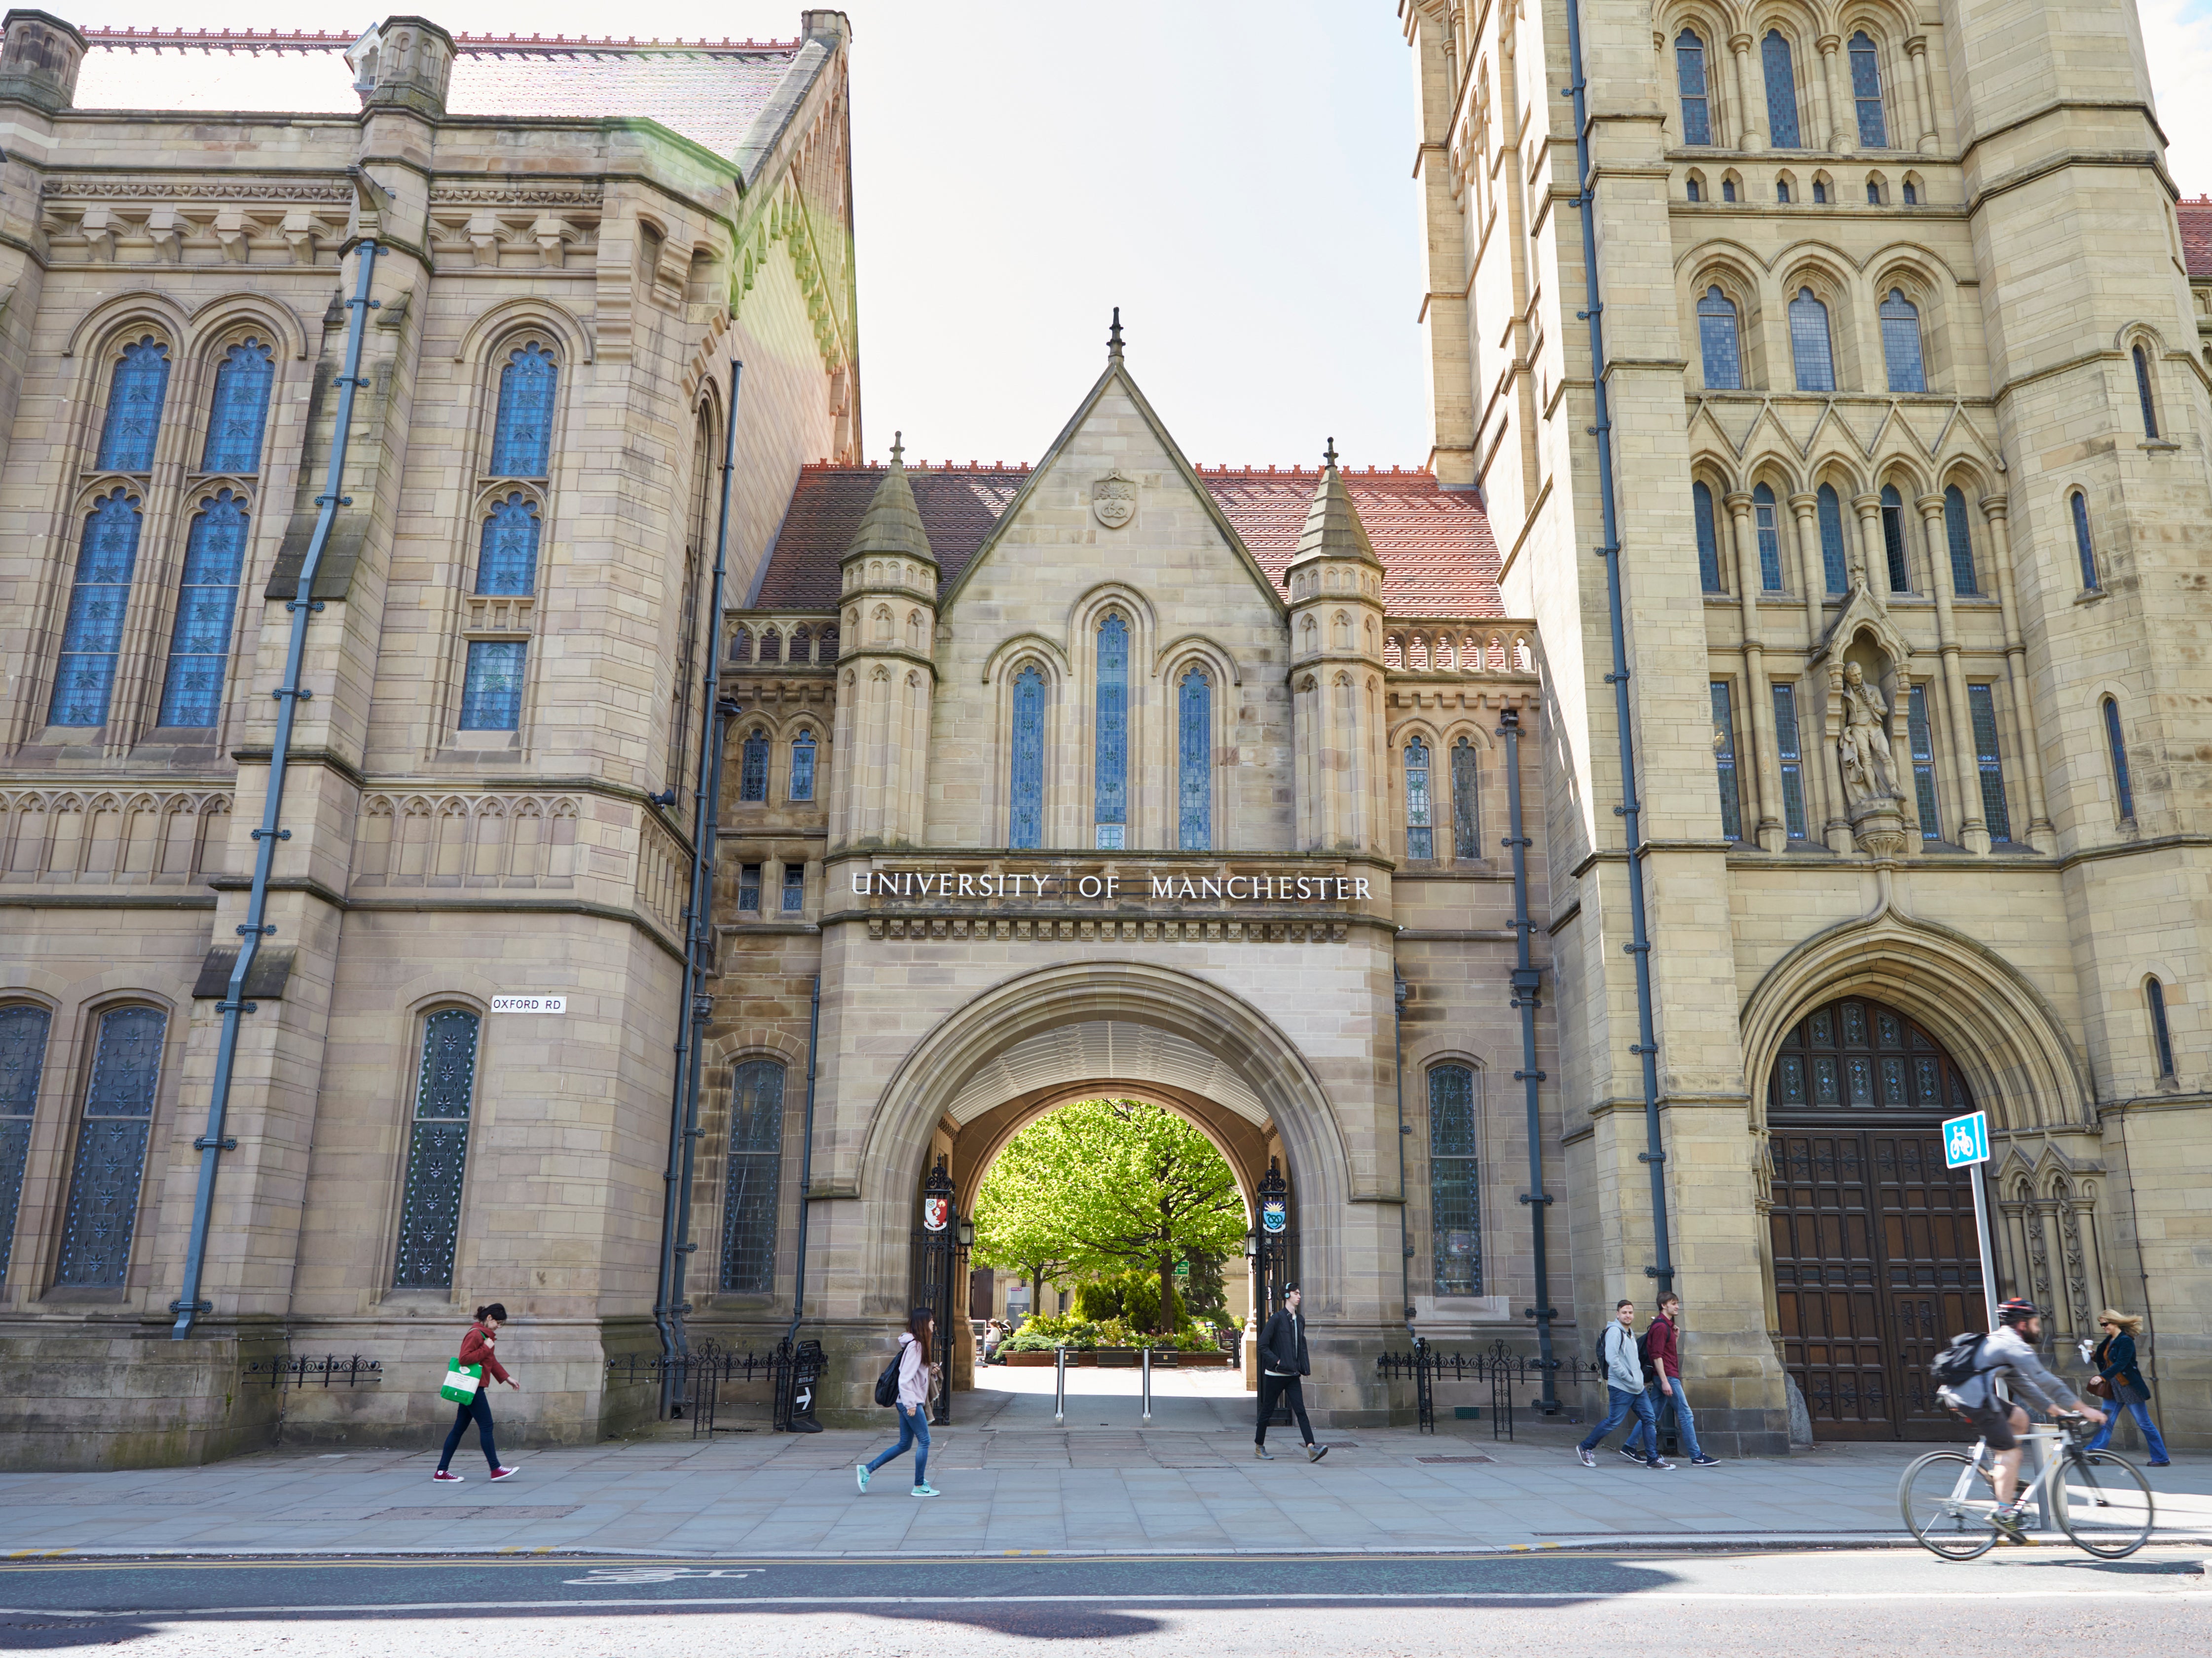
[970, 1099, 1245, 1333]
[968, 1190, 1076, 1322]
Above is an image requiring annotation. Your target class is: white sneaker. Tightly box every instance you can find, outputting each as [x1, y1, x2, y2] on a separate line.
[1646, 1457, 1676, 1470]
[1576, 1446, 1596, 1468]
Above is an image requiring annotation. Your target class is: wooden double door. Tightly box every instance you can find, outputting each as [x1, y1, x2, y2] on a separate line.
[1767, 997, 1989, 1441]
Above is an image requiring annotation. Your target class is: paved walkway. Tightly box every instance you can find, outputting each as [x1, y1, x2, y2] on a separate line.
[4, 1370, 2207, 1558]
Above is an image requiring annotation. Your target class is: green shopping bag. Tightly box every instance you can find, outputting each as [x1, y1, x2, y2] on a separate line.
[440, 1359, 483, 1405]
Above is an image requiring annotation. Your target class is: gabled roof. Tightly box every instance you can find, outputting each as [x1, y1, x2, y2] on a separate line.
[2180, 196, 2212, 279]
[753, 461, 1501, 617]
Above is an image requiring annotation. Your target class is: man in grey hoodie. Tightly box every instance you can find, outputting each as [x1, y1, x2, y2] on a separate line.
[1939, 1298, 2103, 1537]
[1577, 1299, 1669, 1470]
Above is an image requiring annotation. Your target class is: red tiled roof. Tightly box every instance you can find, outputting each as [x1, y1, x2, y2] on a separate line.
[2180, 197, 2212, 279]
[753, 464, 1502, 618]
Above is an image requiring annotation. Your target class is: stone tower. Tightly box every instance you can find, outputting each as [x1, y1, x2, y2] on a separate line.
[828, 442, 938, 849]
[1288, 450, 1391, 855]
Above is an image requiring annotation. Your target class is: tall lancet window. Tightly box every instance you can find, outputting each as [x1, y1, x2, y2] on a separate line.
[1404, 736, 1435, 859]
[1177, 666, 1211, 851]
[49, 490, 146, 728]
[95, 338, 171, 473]
[1762, 30, 1800, 147]
[1675, 30, 1712, 145]
[1009, 665, 1045, 849]
[490, 343, 557, 477]
[1817, 484, 1849, 595]
[1696, 287, 1742, 390]
[201, 339, 275, 473]
[1451, 736, 1480, 859]
[1849, 32, 1887, 148]
[1880, 290, 1926, 393]
[1094, 613, 1129, 849]
[1788, 288, 1836, 393]
[157, 490, 251, 727]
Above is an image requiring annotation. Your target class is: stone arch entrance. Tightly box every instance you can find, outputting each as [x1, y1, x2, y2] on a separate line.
[1765, 993, 1989, 1440]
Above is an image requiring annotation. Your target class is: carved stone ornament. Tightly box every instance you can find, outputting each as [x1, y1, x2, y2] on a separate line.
[1091, 470, 1136, 530]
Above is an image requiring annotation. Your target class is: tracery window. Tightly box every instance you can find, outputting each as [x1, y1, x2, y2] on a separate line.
[1762, 31, 1801, 147]
[490, 343, 557, 477]
[1009, 665, 1045, 849]
[156, 490, 251, 727]
[719, 1059, 786, 1293]
[1429, 1063, 1481, 1296]
[1880, 290, 1926, 393]
[1943, 487, 1980, 596]
[1177, 666, 1211, 851]
[48, 490, 145, 728]
[739, 727, 770, 803]
[1880, 485, 1912, 592]
[1849, 32, 1887, 149]
[789, 729, 817, 803]
[1451, 736, 1480, 860]
[391, 1008, 479, 1290]
[200, 339, 275, 474]
[1753, 483, 1784, 591]
[95, 338, 171, 473]
[2071, 492, 2101, 592]
[1404, 736, 1434, 860]
[1769, 998, 1974, 1115]
[1696, 287, 1742, 390]
[2102, 697, 2134, 823]
[1694, 480, 1724, 594]
[1676, 30, 1712, 145]
[1816, 484, 1849, 595]
[1789, 288, 1836, 393]
[52, 1005, 167, 1288]
[0, 1004, 51, 1290]
[1094, 614, 1129, 849]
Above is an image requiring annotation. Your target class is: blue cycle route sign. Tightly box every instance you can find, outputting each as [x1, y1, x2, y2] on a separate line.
[1942, 1110, 1990, 1169]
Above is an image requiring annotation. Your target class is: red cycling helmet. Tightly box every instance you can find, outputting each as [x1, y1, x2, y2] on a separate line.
[1995, 1297, 2041, 1326]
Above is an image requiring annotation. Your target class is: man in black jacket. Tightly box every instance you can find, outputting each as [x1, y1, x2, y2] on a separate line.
[1254, 1284, 1327, 1462]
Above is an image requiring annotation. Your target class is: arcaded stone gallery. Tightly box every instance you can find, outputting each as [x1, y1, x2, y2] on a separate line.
[0, 1, 2206, 1469]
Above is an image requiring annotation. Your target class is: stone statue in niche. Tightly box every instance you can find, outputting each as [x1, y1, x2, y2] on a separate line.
[1838, 662, 1904, 810]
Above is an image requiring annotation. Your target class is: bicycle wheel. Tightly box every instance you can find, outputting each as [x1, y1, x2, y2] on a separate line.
[1901, 1449, 1999, 1559]
[2055, 1448, 2156, 1559]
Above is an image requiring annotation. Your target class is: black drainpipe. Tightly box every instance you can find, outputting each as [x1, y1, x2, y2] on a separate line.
[1393, 970, 1414, 1332]
[1500, 706, 1557, 1408]
[655, 359, 743, 1415]
[1561, 0, 1675, 1297]
[172, 236, 381, 1339]
[784, 973, 821, 1349]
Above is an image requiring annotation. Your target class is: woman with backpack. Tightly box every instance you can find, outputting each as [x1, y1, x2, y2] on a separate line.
[856, 1308, 939, 1498]
[2083, 1309, 2171, 1466]
[432, 1303, 520, 1483]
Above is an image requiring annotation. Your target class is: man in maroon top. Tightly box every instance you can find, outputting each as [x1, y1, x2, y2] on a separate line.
[1625, 1293, 1719, 1467]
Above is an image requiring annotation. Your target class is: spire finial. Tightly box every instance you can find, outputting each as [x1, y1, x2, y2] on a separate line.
[1108, 306, 1124, 360]
[1324, 436, 1338, 469]
[889, 430, 903, 464]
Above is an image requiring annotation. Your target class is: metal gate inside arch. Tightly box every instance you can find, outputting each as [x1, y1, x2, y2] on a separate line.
[1766, 995, 1988, 1441]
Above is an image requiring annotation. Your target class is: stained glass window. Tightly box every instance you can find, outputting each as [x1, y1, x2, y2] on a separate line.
[1009, 665, 1045, 849]
[1849, 32, 1887, 148]
[157, 490, 249, 727]
[1880, 485, 1911, 591]
[719, 1059, 785, 1293]
[789, 730, 816, 802]
[1763, 30, 1800, 147]
[1753, 483, 1784, 591]
[1694, 480, 1724, 594]
[2103, 697, 2134, 822]
[48, 491, 144, 727]
[1773, 681, 1807, 839]
[52, 1006, 166, 1288]
[1711, 681, 1743, 840]
[1817, 484, 1848, 595]
[1697, 287, 1741, 390]
[1451, 737, 1480, 859]
[739, 728, 769, 803]
[458, 641, 526, 731]
[2146, 980, 2175, 1078]
[1880, 290, 1926, 393]
[0, 1004, 51, 1289]
[1177, 666, 1211, 851]
[1789, 288, 1835, 393]
[781, 862, 806, 913]
[1770, 995, 1972, 1114]
[2071, 492, 2100, 591]
[95, 339, 170, 473]
[474, 494, 540, 595]
[1676, 31, 1711, 145]
[1429, 1063, 1480, 1296]
[392, 1008, 479, 1290]
[1943, 486, 1979, 596]
[1909, 683, 1940, 840]
[200, 339, 275, 474]
[2133, 345, 2159, 439]
[1094, 614, 1128, 849]
[1968, 683, 2012, 842]
[490, 343, 557, 477]
[1405, 736, 1434, 860]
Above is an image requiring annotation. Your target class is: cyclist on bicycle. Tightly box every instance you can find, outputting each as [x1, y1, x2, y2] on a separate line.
[1939, 1297, 2104, 1537]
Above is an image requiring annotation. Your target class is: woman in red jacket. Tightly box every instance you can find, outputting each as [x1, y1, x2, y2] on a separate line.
[433, 1303, 520, 1482]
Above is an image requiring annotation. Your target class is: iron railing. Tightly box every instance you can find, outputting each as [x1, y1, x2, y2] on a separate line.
[243, 1354, 383, 1389]
[1377, 1340, 1595, 1438]
[604, 1337, 820, 1436]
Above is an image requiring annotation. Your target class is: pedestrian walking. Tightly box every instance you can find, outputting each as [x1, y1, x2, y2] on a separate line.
[2082, 1309, 2171, 1466]
[1254, 1283, 1328, 1462]
[1623, 1292, 1718, 1468]
[432, 1303, 520, 1483]
[857, 1308, 940, 1497]
[1577, 1298, 1669, 1470]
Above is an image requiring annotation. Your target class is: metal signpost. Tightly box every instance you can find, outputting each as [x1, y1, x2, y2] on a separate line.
[1943, 1110, 2000, 1322]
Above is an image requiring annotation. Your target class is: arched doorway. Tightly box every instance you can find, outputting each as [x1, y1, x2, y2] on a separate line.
[1767, 994, 1988, 1441]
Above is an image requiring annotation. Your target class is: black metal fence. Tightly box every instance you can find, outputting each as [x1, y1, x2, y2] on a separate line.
[603, 1338, 821, 1437]
[1377, 1340, 1596, 1438]
[244, 1354, 383, 1389]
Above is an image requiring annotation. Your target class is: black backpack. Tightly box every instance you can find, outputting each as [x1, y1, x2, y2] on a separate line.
[1636, 1327, 1657, 1385]
[873, 1348, 902, 1407]
[1930, 1331, 1987, 1388]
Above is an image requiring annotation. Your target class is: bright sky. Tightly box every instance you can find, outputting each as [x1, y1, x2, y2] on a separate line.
[71, 0, 2212, 471]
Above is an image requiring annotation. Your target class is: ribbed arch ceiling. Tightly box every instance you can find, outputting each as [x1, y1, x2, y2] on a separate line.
[944, 1018, 1268, 1127]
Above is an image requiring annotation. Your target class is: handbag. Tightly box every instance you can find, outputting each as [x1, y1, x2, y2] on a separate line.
[2086, 1373, 2112, 1398]
[441, 1359, 484, 1405]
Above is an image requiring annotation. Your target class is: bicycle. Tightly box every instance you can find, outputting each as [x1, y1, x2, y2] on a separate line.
[1900, 1410, 2156, 1560]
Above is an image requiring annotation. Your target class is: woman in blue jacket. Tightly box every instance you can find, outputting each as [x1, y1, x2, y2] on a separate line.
[2083, 1309, 2170, 1466]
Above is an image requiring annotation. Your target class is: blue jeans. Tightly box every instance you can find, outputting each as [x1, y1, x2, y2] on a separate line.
[437, 1388, 499, 1473]
[866, 1403, 930, 1486]
[1579, 1384, 1659, 1460]
[1625, 1380, 1703, 1461]
[2084, 1397, 2169, 1461]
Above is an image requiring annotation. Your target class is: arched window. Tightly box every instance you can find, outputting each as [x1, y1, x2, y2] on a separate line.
[1968, 683, 2013, 842]
[1848, 32, 1887, 148]
[759, 627, 782, 665]
[95, 338, 171, 473]
[1942, 486, 1980, 596]
[0, 1003, 53, 1290]
[1094, 613, 1129, 850]
[1908, 683, 1940, 839]
[48, 490, 145, 728]
[475, 494, 540, 595]
[1404, 736, 1435, 859]
[1880, 484, 1911, 591]
[156, 490, 251, 727]
[1768, 996, 1973, 1114]
[457, 494, 543, 734]
[1788, 288, 1836, 392]
[489, 342, 557, 477]
[1696, 287, 1742, 390]
[1675, 30, 1712, 146]
[2132, 344, 2159, 439]
[1429, 1062, 1481, 1296]
[1451, 736, 1480, 859]
[1777, 179, 1792, 203]
[739, 727, 770, 803]
[2103, 697, 2134, 822]
[1009, 665, 1045, 849]
[1177, 666, 1211, 851]
[52, 1004, 167, 1288]
[1710, 680, 1743, 840]
[2071, 491, 2100, 591]
[1816, 483, 1849, 595]
[1902, 180, 1918, 205]
[1813, 178, 1828, 203]
[1773, 681, 1807, 838]
[1686, 176, 1702, 202]
[1693, 480, 1724, 594]
[1753, 482, 1784, 591]
[200, 338, 275, 474]
[391, 1007, 480, 1290]
[1762, 30, 1800, 147]
[1880, 289, 1926, 393]
[789, 729, 817, 802]
[719, 1058, 785, 1293]
[2145, 979, 2175, 1078]
[1722, 176, 1738, 202]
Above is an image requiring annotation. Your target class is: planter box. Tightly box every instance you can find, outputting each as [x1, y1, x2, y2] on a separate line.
[1095, 1348, 1140, 1368]
[1002, 1351, 1056, 1367]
